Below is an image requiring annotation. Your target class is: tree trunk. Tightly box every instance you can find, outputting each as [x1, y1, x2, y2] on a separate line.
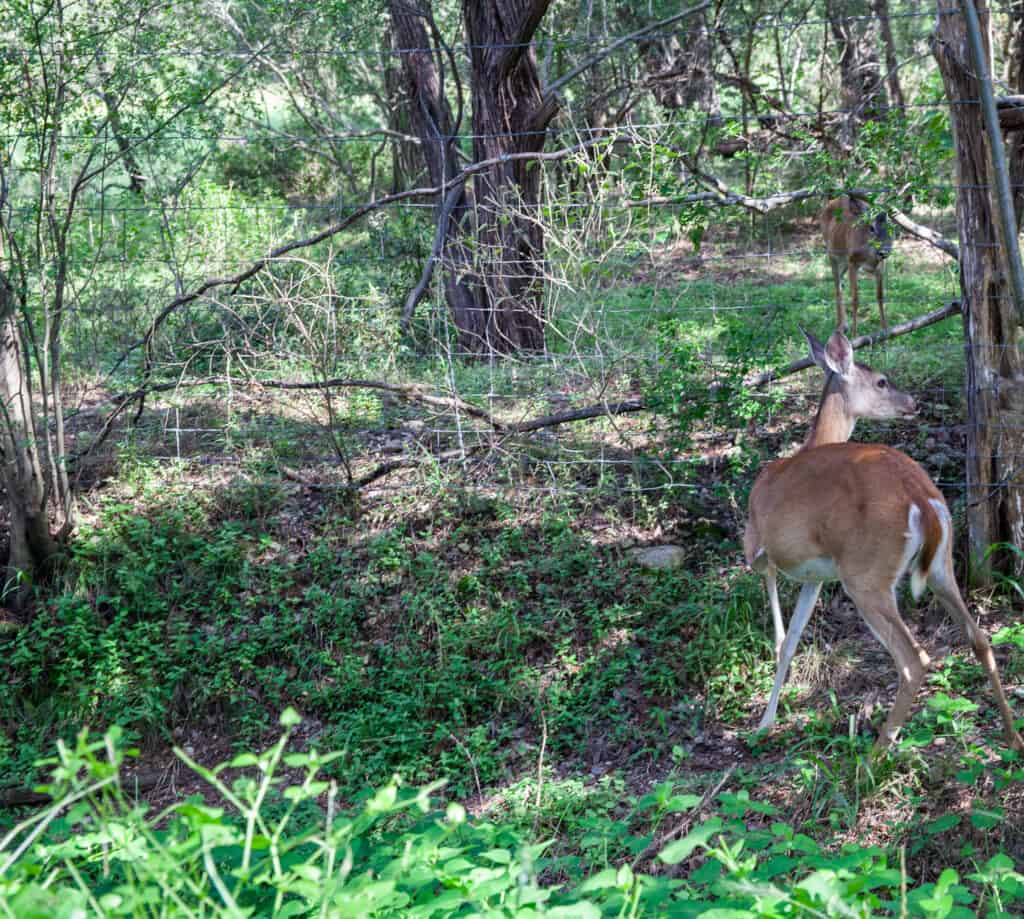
[388, 0, 483, 346]
[1007, 0, 1024, 228]
[933, 1, 1024, 582]
[827, 0, 886, 146]
[462, 0, 556, 356]
[872, 0, 906, 112]
[0, 272, 59, 610]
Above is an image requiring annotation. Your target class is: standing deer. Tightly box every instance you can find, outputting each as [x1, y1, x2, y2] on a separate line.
[820, 195, 892, 336]
[744, 329, 1023, 752]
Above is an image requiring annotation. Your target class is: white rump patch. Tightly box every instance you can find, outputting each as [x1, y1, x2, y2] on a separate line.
[906, 504, 927, 600]
[926, 498, 952, 589]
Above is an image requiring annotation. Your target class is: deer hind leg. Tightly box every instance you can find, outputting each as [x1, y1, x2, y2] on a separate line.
[875, 263, 887, 329]
[844, 582, 930, 750]
[927, 559, 1024, 752]
[758, 581, 822, 731]
[830, 257, 847, 332]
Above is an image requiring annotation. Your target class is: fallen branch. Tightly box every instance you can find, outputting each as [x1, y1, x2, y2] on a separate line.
[508, 399, 645, 433]
[0, 771, 163, 809]
[746, 301, 961, 388]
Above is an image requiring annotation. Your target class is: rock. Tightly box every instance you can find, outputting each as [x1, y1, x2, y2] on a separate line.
[629, 545, 686, 570]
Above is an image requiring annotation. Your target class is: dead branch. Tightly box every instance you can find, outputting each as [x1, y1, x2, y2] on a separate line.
[508, 399, 645, 433]
[401, 183, 464, 334]
[746, 301, 961, 388]
[0, 771, 164, 809]
[846, 190, 959, 260]
[886, 208, 959, 260]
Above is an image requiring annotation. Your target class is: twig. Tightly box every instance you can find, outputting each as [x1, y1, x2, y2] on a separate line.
[533, 707, 548, 835]
[448, 730, 484, 803]
[631, 764, 736, 872]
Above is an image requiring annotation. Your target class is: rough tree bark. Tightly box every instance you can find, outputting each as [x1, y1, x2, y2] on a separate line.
[460, 0, 557, 356]
[933, 0, 1024, 582]
[1007, 0, 1024, 227]
[826, 0, 886, 146]
[388, 0, 481, 346]
[0, 271, 60, 609]
[391, 0, 557, 356]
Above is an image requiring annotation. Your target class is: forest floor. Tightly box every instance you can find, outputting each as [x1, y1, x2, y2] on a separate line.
[4, 219, 1024, 893]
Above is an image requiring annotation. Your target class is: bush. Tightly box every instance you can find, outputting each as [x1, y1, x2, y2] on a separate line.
[4, 711, 1023, 917]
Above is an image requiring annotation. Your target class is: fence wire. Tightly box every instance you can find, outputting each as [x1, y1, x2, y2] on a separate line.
[8, 1, 1024, 514]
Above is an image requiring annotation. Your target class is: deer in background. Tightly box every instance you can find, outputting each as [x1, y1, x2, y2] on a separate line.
[744, 329, 1023, 752]
[819, 195, 892, 336]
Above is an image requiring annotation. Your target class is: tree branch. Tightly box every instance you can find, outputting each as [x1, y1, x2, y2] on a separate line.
[847, 190, 959, 260]
[122, 138, 604, 380]
[542, 1, 711, 104]
[746, 301, 961, 388]
[401, 183, 464, 334]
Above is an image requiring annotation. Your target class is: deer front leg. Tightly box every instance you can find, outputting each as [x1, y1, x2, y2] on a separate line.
[830, 257, 846, 332]
[849, 262, 860, 338]
[875, 264, 887, 329]
[758, 582, 822, 731]
[766, 568, 785, 663]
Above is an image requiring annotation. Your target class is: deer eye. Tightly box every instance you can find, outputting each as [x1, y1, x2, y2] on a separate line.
[876, 378, 888, 389]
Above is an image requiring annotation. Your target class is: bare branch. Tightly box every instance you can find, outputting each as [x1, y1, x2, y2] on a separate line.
[126, 139, 604, 378]
[887, 208, 960, 260]
[401, 183, 463, 333]
[543, 1, 711, 103]
[746, 301, 961, 388]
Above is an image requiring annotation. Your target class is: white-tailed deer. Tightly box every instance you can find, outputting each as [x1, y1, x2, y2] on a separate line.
[820, 196, 892, 337]
[744, 329, 1023, 752]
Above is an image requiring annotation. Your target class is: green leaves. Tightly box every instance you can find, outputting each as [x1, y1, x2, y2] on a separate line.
[658, 817, 723, 864]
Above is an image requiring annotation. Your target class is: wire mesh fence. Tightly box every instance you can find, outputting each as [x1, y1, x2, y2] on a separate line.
[6, 0, 1023, 521]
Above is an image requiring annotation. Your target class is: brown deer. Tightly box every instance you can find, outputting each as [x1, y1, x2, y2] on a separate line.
[744, 329, 1023, 752]
[819, 196, 892, 336]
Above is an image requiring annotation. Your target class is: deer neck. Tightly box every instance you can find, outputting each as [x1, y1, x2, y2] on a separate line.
[801, 376, 855, 450]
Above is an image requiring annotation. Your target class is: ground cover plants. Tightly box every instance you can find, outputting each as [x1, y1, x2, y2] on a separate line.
[4, 0, 1024, 912]
[3, 239, 1024, 914]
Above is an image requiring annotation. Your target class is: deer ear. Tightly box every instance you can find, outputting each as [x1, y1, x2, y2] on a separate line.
[823, 330, 854, 377]
[803, 327, 828, 371]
